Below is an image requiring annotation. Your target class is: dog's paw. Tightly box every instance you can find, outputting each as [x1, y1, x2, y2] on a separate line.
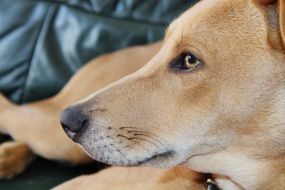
[0, 141, 34, 179]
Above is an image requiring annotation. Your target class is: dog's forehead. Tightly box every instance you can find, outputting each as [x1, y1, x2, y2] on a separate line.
[166, 0, 244, 41]
[163, 0, 262, 60]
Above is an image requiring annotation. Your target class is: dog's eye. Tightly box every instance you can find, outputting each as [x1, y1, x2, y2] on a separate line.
[171, 52, 202, 72]
[184, 54, 201, 69]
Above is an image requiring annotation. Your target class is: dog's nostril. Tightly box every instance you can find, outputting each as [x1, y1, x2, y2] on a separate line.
[81, 119, 88, 128]
[61, 123, 71, 133]
[60, 106, 88, 138]
[61, 122, 78, 139]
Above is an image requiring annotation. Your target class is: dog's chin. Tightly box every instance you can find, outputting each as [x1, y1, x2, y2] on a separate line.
[134, 151, 178, 168]
[72, 130, 183, 168]
[77, 142, 179, 168]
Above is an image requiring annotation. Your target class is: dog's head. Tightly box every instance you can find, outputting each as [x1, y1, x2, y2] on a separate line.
[61, 0, 285, 171]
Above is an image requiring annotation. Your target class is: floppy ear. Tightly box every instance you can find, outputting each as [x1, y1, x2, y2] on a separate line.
[253, 0, 285, 51]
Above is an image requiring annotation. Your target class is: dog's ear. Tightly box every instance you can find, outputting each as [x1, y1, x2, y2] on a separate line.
[253, 0, 285, 51]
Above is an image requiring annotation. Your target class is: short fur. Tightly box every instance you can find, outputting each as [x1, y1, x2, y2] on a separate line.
[61, 0, 285, 189]
[0, 0, 284, 189]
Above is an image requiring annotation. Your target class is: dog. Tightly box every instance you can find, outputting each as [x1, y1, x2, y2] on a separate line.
[1, 0, 284, 189]
[59, 0, 285, 189]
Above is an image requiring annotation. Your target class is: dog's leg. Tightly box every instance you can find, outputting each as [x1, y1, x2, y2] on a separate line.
[0, 96, 89, 164]
[0, 95, 36, 179]
[0, 141, 34, 179]
[0, 94, 15, 134]
[53, 166, 205, 190]
[0, 42, 161, 165]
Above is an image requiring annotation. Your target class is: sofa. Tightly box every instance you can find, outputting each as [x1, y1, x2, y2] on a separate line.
[0, 0, 197, 189]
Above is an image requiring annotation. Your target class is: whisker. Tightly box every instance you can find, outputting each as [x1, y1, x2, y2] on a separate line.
[117, 134, 164, 150]
[117, 134, 129, 139]
[127, 130, 149, 134]
[119, 126, 138, 130]
[120, 126, 168, 144]
[128, 139, 153, 154]
[133, 133, 166, 148]
[116, 134, 154, 155]
[111, 143, 127, 160]
[137, 167, 143, 177]
[129, 137, 162, 150]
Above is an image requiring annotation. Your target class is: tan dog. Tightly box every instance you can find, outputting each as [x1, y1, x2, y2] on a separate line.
[0, 0, 285, 189]
[59, 0, 285, 189]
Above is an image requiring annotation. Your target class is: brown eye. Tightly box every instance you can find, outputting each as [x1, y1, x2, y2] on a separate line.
[170, 52, 202, 71]
[184, 54, 201, 69]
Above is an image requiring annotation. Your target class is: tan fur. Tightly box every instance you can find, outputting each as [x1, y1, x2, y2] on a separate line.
[53, 166, 204, 190]
[60, 0, 285, 189]
[0, 0, 285, 189]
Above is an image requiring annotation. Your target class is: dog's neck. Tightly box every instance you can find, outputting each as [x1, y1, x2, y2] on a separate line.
[189, 149, 285, 190]
[188, 88, 285, 190]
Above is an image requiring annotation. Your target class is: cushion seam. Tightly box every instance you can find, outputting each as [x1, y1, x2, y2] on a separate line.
[19, 4, 52, 104]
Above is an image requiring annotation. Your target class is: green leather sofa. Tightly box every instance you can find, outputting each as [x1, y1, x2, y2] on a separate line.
[0, 0, 197, 189]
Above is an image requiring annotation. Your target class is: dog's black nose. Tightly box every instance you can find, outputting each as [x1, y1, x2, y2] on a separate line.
[60, 106, 88, 139]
